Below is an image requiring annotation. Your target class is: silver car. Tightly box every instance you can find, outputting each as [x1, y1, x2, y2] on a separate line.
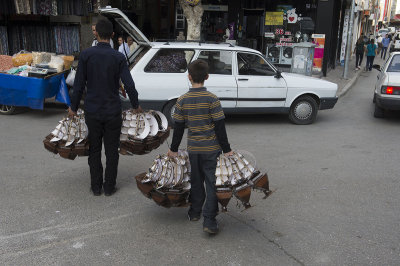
[373, 52, 400, 117]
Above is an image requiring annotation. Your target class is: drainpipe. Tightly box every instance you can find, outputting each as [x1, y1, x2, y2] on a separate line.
[343, 0, 356, 79]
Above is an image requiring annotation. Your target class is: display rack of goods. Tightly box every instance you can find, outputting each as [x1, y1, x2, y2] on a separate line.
[43, 109, 170, 159]
[119, 110, 170, 155]
[43, 109, 89, 160]
[135, 150, 191, 208]
[135, 151, 271, 211]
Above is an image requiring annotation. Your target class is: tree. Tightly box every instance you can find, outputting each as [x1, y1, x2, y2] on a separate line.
[178, 0, 204, 40]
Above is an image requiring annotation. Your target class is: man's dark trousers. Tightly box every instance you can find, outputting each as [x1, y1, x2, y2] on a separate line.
[85, 112, 122, 193]
[188, 152, 220, 223]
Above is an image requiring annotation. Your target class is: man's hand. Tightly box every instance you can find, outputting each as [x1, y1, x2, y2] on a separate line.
[167, 149, 178, 158]
[224, 150, 234, 157]
[68, 107, 76, 118]
[132, 105, 143, 114]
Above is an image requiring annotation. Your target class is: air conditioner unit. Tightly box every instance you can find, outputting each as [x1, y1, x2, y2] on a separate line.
[280, 46, 293, 65]
[266, 44, 280, 64]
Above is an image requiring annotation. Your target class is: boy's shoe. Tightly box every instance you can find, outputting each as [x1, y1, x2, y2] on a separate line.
[203, 218, 219, 234]
[187, 213, 200, 221]
[203, 225, 219, 234]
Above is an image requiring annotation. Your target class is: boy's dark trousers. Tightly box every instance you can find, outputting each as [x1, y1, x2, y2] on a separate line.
[366, 56, 375, 71]
[188, 152, 220, 222]
[85, 111, 122, 193]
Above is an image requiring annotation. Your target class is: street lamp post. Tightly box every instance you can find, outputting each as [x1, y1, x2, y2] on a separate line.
[343, 0, 356, 79]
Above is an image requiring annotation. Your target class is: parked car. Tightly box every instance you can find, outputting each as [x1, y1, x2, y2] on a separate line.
[390, 33, 400, 52]
[377, 28, 390, 37]
[100, 8, 338, 125]
[372, 52, 400, 117]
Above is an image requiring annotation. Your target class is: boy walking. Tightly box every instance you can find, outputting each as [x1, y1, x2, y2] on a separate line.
[167, 60, 233, 234]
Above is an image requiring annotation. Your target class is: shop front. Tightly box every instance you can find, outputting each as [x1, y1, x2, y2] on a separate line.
[227, 0, 344, 76]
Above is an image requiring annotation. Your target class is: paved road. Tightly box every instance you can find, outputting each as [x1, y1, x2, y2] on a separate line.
[1, 67, 399, 265]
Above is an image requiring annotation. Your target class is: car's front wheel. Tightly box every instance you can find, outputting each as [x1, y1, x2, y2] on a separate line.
[289, 96, 318, 125]
[374, 103, 384, 118]
[0, 105, 16, 115]
[162, 99, 177, 128]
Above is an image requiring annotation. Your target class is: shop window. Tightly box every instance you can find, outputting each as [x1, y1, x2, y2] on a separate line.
[237, 53, 275, 76]
[145, 49, 194, 73]
[198, 51, 232, 75]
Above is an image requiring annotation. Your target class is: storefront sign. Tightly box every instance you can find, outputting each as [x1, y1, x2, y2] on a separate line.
[283, 8, 302, 24]
[285, 31, 292, 35]
[275, 28, 284, 35]
[265, 32, 275, 38]
[312, 34, 325, 39]
[276, 42, 294, 47]
[265, 12, 284, 25]
[280, 38, 292, 42]
[202, 5, 228, 12]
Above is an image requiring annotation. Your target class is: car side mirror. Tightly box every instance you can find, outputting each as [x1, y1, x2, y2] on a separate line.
[274, 70, 282, 79]
[372, 64, 381, 71]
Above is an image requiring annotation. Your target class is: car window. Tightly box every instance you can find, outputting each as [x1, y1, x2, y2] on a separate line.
[145, 49, 194, 73]
[197, 50, 232, 75]
[387, 55, 400, 72]
[237, 53, 275, 76]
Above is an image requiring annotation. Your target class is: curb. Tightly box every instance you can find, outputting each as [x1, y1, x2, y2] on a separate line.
[338, 70, 363, 97]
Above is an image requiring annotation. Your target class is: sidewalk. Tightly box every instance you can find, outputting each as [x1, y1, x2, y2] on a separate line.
[322, 55, 386, 97]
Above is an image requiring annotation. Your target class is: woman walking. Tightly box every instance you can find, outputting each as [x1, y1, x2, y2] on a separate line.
[366, 39, 377, 71]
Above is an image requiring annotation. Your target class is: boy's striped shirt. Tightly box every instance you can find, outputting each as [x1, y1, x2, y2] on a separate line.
[173, 87, 225, 154]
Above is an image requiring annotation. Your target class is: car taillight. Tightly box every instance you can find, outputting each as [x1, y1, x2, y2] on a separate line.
[381, 86, 400, 95]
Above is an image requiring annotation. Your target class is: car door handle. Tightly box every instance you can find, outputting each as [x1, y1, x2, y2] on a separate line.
[238, 78, 248, 81]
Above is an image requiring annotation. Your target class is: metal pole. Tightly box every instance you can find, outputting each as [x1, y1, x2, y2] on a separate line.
[343, 0, 356, 79]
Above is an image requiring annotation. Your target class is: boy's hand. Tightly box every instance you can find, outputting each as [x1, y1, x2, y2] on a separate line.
[224, 150, 234, 157]
[132, 105, 143, 114]
[167, 149, 178, 158]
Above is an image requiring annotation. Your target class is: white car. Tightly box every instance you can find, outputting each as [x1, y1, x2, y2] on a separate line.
[100, 8, 338, 125]
[373, 52, 400, 117]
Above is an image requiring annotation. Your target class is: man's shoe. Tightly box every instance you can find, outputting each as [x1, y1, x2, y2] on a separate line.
[91, 188, 102, 196]
[104, 187, 118, 196]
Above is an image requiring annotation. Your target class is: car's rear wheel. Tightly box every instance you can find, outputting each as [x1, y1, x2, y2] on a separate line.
[374, 103, 384, 118]
[163, 99, 177, 128]
[289, 96, 318, 125]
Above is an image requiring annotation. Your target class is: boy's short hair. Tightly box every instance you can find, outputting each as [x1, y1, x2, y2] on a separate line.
[188, 59, 209, 83]
[96, 20, 113, 40]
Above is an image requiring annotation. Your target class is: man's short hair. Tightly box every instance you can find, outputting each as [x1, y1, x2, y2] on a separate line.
[96, 20, 113, 40]
[188, 59, 209, 83]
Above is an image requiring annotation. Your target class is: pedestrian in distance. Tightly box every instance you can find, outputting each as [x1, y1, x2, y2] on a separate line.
[69, 19, 142, 196]
[167, 59, 234, 235]
[127, 36, 138, 54]
[354, 36, 365, 70]
[118, 36, 130, 61]
[91, 23, 114, 48]
[365, 39, 377, 71]
[381, 34, 390, 60]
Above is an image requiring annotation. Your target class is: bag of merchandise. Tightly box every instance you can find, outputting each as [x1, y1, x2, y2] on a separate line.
[32, 52, 44, 65]
[63, 55, 74, 70]
[66, 68, 76, 86]
[48, 55, 65, 72]
[12, 51, 33, 67]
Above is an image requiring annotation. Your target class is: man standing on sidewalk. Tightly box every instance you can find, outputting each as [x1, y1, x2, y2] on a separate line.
[69, 20, 142, 196]
[381, 35, 390, 60]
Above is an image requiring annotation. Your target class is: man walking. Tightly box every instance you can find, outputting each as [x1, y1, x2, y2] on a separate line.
[69, 20, 141, 196]
[381, 34, 390, 60]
